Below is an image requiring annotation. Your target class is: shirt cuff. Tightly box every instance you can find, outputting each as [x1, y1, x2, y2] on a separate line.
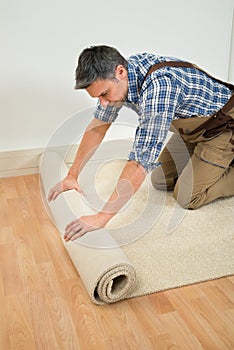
[94, 104, 120, 123]
[128, 151, 161, 172]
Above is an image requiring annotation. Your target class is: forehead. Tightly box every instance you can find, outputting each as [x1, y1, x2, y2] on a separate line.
[86, 79, 112, 98]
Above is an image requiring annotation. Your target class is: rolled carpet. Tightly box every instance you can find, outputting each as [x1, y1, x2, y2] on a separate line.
[40, 146, 234, 305]
[40, 151, 136, 305]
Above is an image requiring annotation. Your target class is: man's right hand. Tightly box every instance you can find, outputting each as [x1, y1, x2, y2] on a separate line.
[47, 174, 82, 202]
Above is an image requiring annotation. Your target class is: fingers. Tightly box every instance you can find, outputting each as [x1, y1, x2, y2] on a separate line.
[74, 185, 84, 195]
[47, 183, 62, 202]
[47, 177, 82, 202]
[64, 219, 87, 241]
[64, 229, 86, 242]
[48, 185, 60, 202]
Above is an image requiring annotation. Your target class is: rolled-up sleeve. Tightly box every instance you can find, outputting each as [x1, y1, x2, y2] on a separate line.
[94, 100, 122, 123]
[128, 72, 181, 172]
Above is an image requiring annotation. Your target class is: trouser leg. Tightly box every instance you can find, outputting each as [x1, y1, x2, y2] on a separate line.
[174, 154, 234, 209]
[151, 127, 234, 209]
[151, 133, 195, 191]
[173, 131, 234, 209]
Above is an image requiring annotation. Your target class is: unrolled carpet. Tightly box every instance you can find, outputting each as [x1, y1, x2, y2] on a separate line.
[40, 149, 234, 305]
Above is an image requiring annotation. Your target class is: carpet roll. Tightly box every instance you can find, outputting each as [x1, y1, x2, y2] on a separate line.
[64, 239, 136, 304]
[40, 149, 234, 304]
[40, 151, 136, 305]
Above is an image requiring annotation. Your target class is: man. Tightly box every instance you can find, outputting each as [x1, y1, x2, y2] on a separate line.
[48, 45, 234, 241]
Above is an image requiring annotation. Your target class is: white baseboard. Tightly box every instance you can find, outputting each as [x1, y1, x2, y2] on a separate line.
[0, 167, 40, 178]
[0, 148, 42, 178]
[0, 145, 78, 178]
[0, 138, 135, 178]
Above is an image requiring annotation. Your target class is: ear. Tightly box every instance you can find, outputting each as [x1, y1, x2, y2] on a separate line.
[115, 65, 127, 80]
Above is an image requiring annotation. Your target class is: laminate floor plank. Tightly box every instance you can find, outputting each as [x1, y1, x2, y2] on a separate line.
[7, 293, 37, 350]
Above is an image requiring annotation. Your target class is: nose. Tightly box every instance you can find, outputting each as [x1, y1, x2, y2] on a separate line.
[99, 97, 109, 107]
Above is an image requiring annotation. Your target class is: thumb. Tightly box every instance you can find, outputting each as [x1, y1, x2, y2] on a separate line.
[74, 184, 83, 194]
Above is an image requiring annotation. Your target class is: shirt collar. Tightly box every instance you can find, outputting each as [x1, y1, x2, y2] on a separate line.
[126, 62, 140, 104]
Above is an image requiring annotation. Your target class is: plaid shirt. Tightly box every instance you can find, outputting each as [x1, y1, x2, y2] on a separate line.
[94, 53, 232, 172]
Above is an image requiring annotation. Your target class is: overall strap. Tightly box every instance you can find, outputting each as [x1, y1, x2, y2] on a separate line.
[141, 61, 234, 91]
[141, 61, 234, 137]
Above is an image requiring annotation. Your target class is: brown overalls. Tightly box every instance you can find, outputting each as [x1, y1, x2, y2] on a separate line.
[147, 62, 234, 209]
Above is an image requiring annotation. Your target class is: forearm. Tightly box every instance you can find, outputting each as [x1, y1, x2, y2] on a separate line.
[99, 160, 147, 224]
[63, 160, 147, 240]
[68, 118, 111, 178]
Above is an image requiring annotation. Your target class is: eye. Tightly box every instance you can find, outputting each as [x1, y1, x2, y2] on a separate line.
[101, 91, 108, 97]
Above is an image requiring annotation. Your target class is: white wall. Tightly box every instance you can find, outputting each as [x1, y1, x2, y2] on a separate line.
[0, 0, 233, 151]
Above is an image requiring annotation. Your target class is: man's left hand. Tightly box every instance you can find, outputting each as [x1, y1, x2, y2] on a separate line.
[64, 213, 108, 242]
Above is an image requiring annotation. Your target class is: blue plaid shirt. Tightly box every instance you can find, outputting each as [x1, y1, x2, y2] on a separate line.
[94, 53, 232, 172]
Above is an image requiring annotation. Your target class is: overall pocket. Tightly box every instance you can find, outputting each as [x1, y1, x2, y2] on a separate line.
[194, 130, 233, 168]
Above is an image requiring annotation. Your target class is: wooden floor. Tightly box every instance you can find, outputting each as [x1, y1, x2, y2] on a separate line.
[0, 174, 233, 350]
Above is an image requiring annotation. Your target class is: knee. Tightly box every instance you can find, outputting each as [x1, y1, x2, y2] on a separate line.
[173, 194, 200, 209]
[151, 168, 176, 191]
[173, 185, 202, 210]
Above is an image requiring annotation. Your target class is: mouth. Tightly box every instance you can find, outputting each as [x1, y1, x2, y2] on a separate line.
[109, 101, 125, 107]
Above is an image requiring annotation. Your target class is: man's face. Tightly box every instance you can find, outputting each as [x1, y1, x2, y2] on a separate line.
[86, 65, 128, 108]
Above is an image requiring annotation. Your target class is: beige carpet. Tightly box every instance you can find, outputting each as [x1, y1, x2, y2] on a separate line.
[40, 150, 234, 305]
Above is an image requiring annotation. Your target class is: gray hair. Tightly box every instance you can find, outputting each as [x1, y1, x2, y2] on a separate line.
[75, 45, 128, 89]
